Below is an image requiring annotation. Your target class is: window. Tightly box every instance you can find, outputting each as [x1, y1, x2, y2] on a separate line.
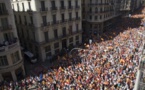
[90, 0, 92, 3]
[69, 37, 73, 43]
[33, 31, 35, 41]
[76, 24, 79, 31]
[55, 49, 59, 54]
[89, 15, 92, 20]
[95, 7, 98, 13]
[51, 1, 56, 8]
[0, 56, 8, 66]
[69, 26, 72, 34]
[15, 51, 20, 61]
[28, 2, 31, 10]
[69, 12, 72, 20]
[26, 29, 29, 39]
[30, 16, 33, 24]
[19, 15, 21, 24]
[54, 29, 58, 38]
[42, 16, 47, 25]
[45, 45, 51, 52]
[17, 3, 19, 11]
[12, 4, 14, 10]
[76, 12, 78, 19]
[52, 14, 56, 23]
[75, 35, 79, 40]
[24, 16, 27, 25]
[68, 1, 71, 8]
[101, 0, 102, 4]
[100, 8, 102, 12]
[45, 45, 51, 56]
[95, 16, 98, 20]
[22, 3, 24, 11]
[14, 15, 17, 23]
[21, 28, 24, 38]
[0, 3, 6, 14]
[62, 27, 66, 36]
[60, 1, 64, 8]
[61, 13, 65, 22]
[75, 0, 78, 7]
[44, 31, 49, 42]
[76, 40, 79, 45]
[11, 51, 20, 64]
[90, 8, 92, 13]
[1, 18, 8, 28]
[3, 33, 13, 42]
[100, 15, 102, 19]
[41, 1, 45, 10]
[54, 42, 59, 49]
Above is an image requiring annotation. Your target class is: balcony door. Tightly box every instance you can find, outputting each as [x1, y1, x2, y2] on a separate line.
[3, 33, 13, 42]
[44, 31, 49, 42]
[40, 1, 45, 11]
[52, 14, 56, 23]
[1, 18, 8, 29]
[51, 1, 56, 8]
[68, 1, 71, 8]
[60, 1, 64, 8]
[42, 16, 47, 26]
[0, 3, 6, 14]
[62, 39, 67, 48]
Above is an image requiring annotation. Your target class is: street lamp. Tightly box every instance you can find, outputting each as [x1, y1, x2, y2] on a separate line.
[69, 48, 83, 56]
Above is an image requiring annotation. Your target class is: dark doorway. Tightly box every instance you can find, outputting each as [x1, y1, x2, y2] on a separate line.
[2, 72, 13, 81]
[62, 39, 67, 48]
[15, 67, 23, 81]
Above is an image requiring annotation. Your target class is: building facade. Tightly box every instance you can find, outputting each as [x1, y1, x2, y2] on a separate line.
[0, 0, 25, 81]
[82, 0, 121, 38]
[11, 0, 82, 62]
[120, 0, 143, 13]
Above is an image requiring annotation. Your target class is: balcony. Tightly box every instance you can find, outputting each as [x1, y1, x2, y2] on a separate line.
[51, 7, 57, 13]
[40, 8, 48, 13]
[68, 18, 75, 23]
[36, 35, 63, 45]
[88, 3, 113, 6]
[0, 60, 23, 71]
[35, 30, 82, 45]
[41, 22, 50, 27]
[60, 6, 66, 12]
[0, 38, 18, 53]
[90, 11, 113, 15]
[68, 6, 73, 11]
[41, 22, 50, 30]
[60, 19, 67, 24]
[75, 5, 80, 9]
[51, 21, 59, 26]
[27, 9, 33, 12]
[0, 25, 12, 32]
[27, 9, 33, 14]
[75, 17, 81, 21]
[72, 30, 82, 35]
[28, 23, 34, 27]
[0, 10, 8, 16]
[62, 34, 67, 38]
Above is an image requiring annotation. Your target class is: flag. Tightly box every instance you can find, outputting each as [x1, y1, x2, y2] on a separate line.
[101, 38, 104, 41]
[109, 36, 112, 39]
[59, 67, 64, 71]
[113, 32, 116, 35]
[39, 73, 43, 81]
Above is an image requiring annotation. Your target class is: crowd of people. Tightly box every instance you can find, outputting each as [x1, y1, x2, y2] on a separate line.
[1, 7, 145, 90]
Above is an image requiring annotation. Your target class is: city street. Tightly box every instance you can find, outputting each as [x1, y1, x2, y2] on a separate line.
[1, 0, 145, 90]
